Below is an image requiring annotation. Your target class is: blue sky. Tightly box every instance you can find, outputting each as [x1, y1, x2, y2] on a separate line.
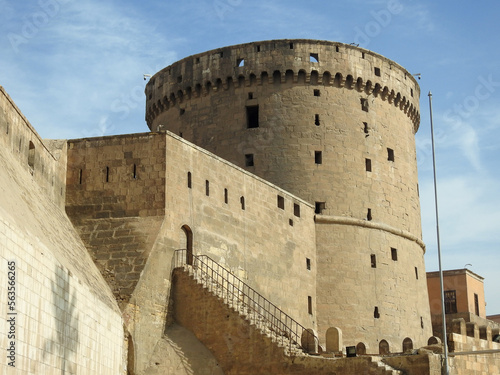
[1, 0, 499, 315]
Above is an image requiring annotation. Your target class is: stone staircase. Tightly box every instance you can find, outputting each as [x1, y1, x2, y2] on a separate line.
[171, 252, 405, 375]
[180, 261, 309, 357]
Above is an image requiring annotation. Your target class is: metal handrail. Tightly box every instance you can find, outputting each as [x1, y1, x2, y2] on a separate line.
[173, 249, 318, 354]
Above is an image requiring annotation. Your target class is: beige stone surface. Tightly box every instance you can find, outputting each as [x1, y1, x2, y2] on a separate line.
[0, 87, 123, 374]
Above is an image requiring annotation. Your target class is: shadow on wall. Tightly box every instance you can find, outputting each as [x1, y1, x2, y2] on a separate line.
[43, 265, 80, 375]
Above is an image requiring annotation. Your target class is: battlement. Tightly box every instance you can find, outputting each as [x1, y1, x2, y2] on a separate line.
[449, 318, 500, 352]
[145, 39, 420, 130]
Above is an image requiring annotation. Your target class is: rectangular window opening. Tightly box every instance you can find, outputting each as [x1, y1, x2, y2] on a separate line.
[391, 247, 398, 261]
[363, 122, 369, 135]
[315, 151, 322, 165]
[308, 296, 313, 315]
[245, 153, 254, 167]
[444, 290, 457, 314]
[474, 293, 480, 316]
[336, 45, 339, 52]
[289, 42, 294, 49]
[79, 169, 83, 185]
[371, 254, 377, 268]
[374, 67, 381, 77]
[294, 203, 300, 217]
[314, 89, 320, 97]
[361, 98, 369, 112]
[315, 202, 326, 214]
[374, 306, 380, 318]
[246, 105, 259, 128]
[306, 258, 311, 270]
[133, 164, 137, 179]
[310, 53, 319, 63]
[240, 196, 245, 210]
[205, 180, 210, 196]
[415, 267, 419, 279]
[365, 158, 372, 172]
[187, 172, 192, 188]
[289, 219, 293, 226]
[277, 195, 285, 209]
[248, 92, 254, 99]
[387, 148, 395, 162]
[105, 166, 110, 183]
[367, 208, 372, 221]
[224, 188, 228, 204]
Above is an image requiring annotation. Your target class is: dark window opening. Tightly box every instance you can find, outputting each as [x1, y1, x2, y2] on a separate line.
[371, 254, 377, 268]
[387, 148, 395, 162]
[391, 247, 398, 261]
[246, 105, 259, 128]
[308, 296, 313, 315]
[411, 88, 414, 97]
[415, 267, 419, 279]
[315, 151, 322, 164]
[374, 67, 381, 77]
[289, 42, 294, 49]
[195, 57, 200, 63]
[224, 188, 228, 204]
[256, 45, 261, 52]
[79, 169, 83, 185]
[315, 202, 326, 214]
[245, 154, 254, 167]
[133, 164, 137, 179]
[362, 52, 365, 59]
[206, 180, 210, 196]
[367, 208, 372, 221]
[336, 45, 339, 52]
[237, 58, 244, 67]
[444, 290, 457, 314]
[28, 141, 35, 170]
[294, 203, 300, 217]
[248, 92, 253, 99]
[365, 158, 372, 172]
[310, 53, 319, 63]
[374, 306, 380, 318]
[306, 258, 311, 270]
[421, 317, 424, 329]
[315, 114, 320, 126]
[179, 132, 183, 138]
[474, 293, 480, 316]
[289, 219, 293, 226]
[363, 122, 369, 135]
[277, 195, 285, 209]
[180, 108, 185, 115]
[177, 75, 182, 83]
[187, 172, 192, 188]
[106, 166, 110, 183]
[361, 98, 369, 112]
[240, 196, 245, 210]
[314, 89, 320, 97]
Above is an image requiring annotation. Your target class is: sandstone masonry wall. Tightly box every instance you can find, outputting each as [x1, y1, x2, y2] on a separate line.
[0, 87, 123, 374]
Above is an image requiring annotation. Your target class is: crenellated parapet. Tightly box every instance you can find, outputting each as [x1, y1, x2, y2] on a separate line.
[449, 318, 500, 352]
[145, 39, 420, 131]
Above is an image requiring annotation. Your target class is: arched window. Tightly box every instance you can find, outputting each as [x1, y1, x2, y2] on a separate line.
[379, 340, 389, 355]
[403, 337, 413, 352]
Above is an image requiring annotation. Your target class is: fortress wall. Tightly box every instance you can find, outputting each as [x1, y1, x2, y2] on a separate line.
[65, 133, 167, 308]
[0, 90, 123, 373]
[161, 131, 317, 329]
[315, 221, 431, 351]
[0, 86, 67, 208]
[144, 40, 428, 346]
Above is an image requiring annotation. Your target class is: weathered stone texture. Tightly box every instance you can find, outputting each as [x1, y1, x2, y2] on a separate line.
[144, 40, 431, 349]
[0, 86, 123, 374]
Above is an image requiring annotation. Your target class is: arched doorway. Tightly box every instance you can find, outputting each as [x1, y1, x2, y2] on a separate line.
[379, 339, 389, 355]
[181, 225, 193, 265]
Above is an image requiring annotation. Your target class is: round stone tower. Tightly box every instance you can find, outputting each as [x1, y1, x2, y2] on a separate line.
[145, 40, 432, 352]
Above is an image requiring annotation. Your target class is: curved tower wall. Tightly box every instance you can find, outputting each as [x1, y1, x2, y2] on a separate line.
[145, 40, 432, 350]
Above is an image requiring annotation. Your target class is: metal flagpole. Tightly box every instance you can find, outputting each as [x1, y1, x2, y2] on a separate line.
[428, 91, 450, 375]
